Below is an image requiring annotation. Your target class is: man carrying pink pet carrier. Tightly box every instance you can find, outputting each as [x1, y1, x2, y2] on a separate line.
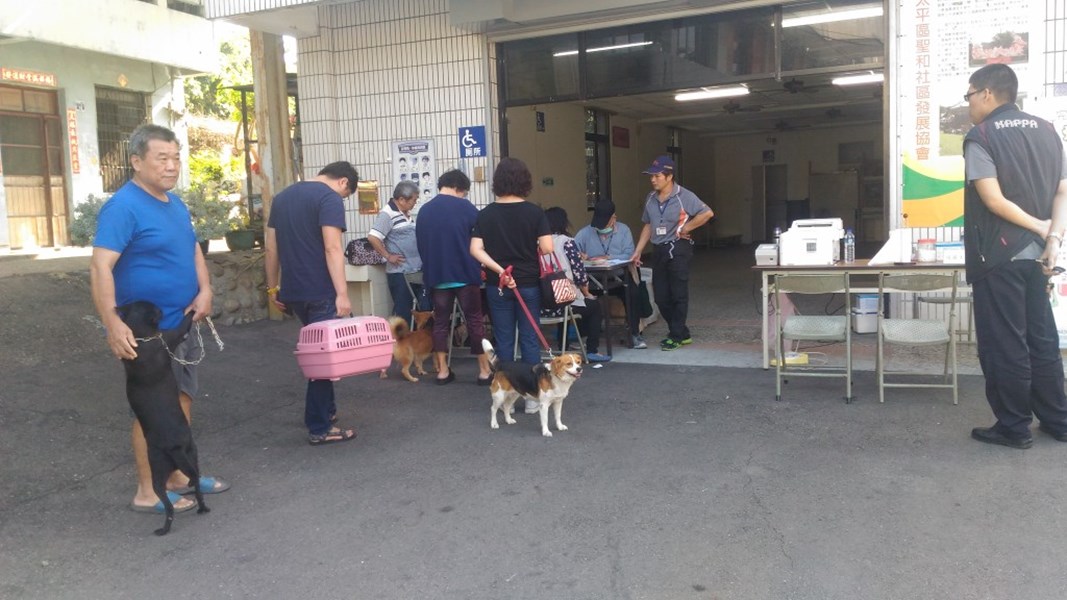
[264, 161, 360, 446]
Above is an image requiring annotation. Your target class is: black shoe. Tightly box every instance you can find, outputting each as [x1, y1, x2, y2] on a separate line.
[1038, 423, 1067, 442]
[476, 375, 493, 386]
[435, 371, 455, 386]
[971, 426, 1033, 449]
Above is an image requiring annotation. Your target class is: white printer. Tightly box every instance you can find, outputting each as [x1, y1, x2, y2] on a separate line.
[779, 218, 844, 266]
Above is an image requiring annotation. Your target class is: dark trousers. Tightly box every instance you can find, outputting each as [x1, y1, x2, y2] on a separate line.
[973, 260, 1067, 438]
[288, 298, 339, 436]
[650, 240, 694, 341]
[430, 285, 486, 355]
[386, 272, 430, 325]
[486, 285, 542, 364]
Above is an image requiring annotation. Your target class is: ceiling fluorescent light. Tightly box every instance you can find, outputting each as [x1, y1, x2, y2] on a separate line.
[675, 86, 750, 102]
[553, 41, 653, 58]
[782, 5, 883, 28]
[832, 72, 884, 86]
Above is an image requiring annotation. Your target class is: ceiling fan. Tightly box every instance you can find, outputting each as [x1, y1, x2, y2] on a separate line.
[782, 78, 821, 94]
[722, 100, 762, 114]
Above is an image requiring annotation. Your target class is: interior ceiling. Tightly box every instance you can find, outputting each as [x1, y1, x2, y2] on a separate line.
[584, 72, 884, 137]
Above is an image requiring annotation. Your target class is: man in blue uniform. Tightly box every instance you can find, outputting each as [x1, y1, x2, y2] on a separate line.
[629, 156, 714, 351]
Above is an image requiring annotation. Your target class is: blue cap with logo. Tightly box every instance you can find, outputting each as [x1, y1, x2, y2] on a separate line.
[642, 155, 675, 175]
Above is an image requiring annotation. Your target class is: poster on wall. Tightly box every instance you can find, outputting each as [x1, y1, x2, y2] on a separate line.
[897, 0, 1043, 228]
[392, 139, 436, 204]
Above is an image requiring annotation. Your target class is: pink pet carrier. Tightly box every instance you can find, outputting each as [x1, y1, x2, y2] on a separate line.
[294, 316, 394, 381]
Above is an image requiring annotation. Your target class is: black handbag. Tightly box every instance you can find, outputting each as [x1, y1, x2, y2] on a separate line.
[344, 237, 386, 266]
[539, 253, 577, 310]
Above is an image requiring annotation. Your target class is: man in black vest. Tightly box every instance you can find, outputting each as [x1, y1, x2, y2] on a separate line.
[963, 63, 1067, 449]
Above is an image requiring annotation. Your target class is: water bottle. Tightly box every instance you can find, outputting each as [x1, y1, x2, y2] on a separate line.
[773, 226, 782, 265]
[844, 227, 856, 263]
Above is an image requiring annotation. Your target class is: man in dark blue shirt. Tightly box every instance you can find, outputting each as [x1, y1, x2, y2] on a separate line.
[265, 161, 359, 445]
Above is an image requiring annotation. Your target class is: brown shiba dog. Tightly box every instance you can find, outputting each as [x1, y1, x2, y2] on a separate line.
[384, 311, 434, 382]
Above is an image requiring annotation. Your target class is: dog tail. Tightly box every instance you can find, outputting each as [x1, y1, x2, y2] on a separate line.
[481, 338, 499, 370]
[388, 316, 410, 340]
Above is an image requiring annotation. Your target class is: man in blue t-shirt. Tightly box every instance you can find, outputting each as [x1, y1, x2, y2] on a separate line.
[90, 124, 228, 514]
[264, 161, 359, 446]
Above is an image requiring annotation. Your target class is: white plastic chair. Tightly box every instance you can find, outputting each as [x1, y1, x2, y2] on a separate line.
[773, 273, 852, 403]
[877, 273, 958, 404]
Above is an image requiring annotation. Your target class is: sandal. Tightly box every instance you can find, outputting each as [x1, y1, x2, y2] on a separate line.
[308, 427, 357, 446]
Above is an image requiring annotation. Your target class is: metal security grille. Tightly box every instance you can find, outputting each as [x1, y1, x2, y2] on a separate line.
[1050, 0, 1067, 95]
[95, 87, 148, 193]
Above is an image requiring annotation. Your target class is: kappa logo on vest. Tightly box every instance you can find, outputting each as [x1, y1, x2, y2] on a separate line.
[995, 118, 1039, 130]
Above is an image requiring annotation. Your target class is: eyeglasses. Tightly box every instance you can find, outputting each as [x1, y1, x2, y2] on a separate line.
[963, 89, 984, 102]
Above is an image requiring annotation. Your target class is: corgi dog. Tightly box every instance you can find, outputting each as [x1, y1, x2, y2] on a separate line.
[481, 339, 583, 437]
[385, 311, 434, 382]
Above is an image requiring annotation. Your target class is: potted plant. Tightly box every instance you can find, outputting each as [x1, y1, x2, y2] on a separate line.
[182, 182, 238, 255]
[224, 195, 259, 251]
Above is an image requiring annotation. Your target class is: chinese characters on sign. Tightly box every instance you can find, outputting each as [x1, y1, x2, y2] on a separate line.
[67, 108, 80, 174]
[914, 0, 931, 161]
[1, 68, 57, 87]
[458, 126, 486, 158]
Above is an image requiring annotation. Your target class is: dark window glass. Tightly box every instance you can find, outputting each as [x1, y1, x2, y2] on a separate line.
[501, 33, 580, 104]
[667, 10, 776, 89]
[584, 23, 673, 97]
[585, 109, 609, 208]
[47, 147, 63, 176]
[95, 86, 147, 193]
[0, 145, 45, 176]
[780, 0, 885, 71]
[0, 115, 44, 145]
[45, 118, 62, 147]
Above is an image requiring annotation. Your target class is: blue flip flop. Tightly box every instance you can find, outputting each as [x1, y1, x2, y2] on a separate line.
[129, 491, 197, 514]
[170, 476, 231, 495]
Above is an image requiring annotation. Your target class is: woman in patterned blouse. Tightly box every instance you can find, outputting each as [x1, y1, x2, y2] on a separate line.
[542, 207, 611, 362]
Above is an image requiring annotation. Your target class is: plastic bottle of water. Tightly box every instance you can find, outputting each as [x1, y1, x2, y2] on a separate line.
[773, 226, 782, 264]
[844, 227, 856, 263]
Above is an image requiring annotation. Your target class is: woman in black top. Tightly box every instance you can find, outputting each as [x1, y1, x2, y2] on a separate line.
[471, 158, 553, 368]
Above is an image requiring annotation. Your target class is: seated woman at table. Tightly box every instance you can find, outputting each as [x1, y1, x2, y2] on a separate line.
[574, 198, 646, 349]
[543, 207, 611, 363]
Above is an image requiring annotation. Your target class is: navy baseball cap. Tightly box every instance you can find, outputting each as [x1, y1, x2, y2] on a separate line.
[642, 155, 675, 175]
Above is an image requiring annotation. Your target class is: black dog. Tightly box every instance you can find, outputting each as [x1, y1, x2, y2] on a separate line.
[117, 301, 207, 535]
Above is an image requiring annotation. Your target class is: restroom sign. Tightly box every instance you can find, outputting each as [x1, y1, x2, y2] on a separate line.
[458, 126, 486, 158]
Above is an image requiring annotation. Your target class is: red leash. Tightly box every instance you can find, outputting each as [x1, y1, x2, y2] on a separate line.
[498, 265, 551, 351]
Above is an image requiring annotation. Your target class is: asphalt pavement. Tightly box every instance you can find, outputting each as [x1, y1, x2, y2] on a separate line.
[1, 246, 1065, 599]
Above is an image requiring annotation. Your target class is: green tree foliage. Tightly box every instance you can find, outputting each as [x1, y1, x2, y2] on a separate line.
[185, 33, 253, 121]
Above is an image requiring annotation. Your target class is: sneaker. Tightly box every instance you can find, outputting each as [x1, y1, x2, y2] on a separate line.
[586, 352, 612, 363]
[661, 338, 681, 351]
[679, 337, 693, 345]
[524, 401, 541, 414]
[631, 335, 648, 349]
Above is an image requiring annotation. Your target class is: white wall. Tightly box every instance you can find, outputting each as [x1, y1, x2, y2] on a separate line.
[712, 123, 883, 242]
[297, 0, 498, 237]
[0, 0, 217, 73]
[0, 41, 187, 215]
[504, 103, 586, 218]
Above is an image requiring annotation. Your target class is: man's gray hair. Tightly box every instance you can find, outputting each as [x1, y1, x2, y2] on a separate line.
[392, 180, 420, 200]
[128, 124, 179, 158]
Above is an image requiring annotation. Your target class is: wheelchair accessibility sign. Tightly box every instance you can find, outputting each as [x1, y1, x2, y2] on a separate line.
[458, 126, 486, 158]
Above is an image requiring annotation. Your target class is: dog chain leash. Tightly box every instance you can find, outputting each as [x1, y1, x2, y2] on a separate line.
[134, 316, 225, 366]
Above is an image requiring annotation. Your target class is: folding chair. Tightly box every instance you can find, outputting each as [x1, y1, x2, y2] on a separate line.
[519, 305, 587, 362]
[773, 273, 852, 403]
[877, 273, 958, 404]
[402, 271, 425, 329]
